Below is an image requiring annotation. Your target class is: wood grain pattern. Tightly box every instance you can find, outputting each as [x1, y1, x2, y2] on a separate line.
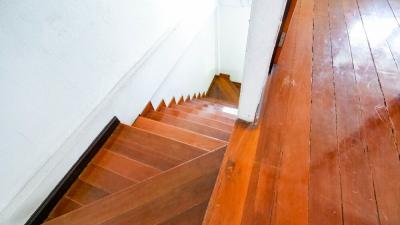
[196, 98, 238, 109]
[172, 105, 236, 125]
[110, 125, 207, 161]
[203, 120, 260, 225]
[144, 111, 231, 141]
[342, 0, 400, 224]
[330, 0, 379, 223]
[99, 172, 218, 225]
[182, 101, 236, 118]
[158, 202, 209, 225]
[79, 164, 135, 193]
[43, 147, 226, 225]
[133, 117, 227, 151]
[309, 0, 342, 223]
[162, 108, 233, 132]
[92, 149, 161, 182]
[205, 0, 400, 224]
[66, 180, 110, 205]
[105, 139, 182, 170]
[207, 75, 240, 105]
[44, 97, 236, 223]
[47, 197, 82, 220]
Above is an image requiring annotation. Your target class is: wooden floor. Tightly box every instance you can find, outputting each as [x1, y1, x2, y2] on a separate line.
[204, 0, 400, 224]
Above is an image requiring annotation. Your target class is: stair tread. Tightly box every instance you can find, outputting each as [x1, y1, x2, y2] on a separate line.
[190, 99, 239, 113]
[79, 164, 135, 193]
[196, 98, 238, 108]
[157, 201, 209, 225]
[162, 108, 233, 132]
[106, 139, 182, 171]
[107, 124, 207, 161]
[191, 100, 238, 113]
[92, 149, 162, 182]
[181, 101, 238, 119]
[47, 197, 82, 220]
[173, 105, 236, 124]
[100, 171, 217, 225]
[43, 147, 226, 225]
[66, 179, 110, 205]
[183, 100, 224, 110]
[206, 75, 240, 105]
[144, 111, 231, 141]
[133, 117, 227, 151]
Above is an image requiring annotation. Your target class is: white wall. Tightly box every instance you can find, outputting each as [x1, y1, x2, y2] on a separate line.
[152, 16, 218, 106]
[0, 0, 218, 224]
[238, 0, 288, 122]
[218, 5, 251, 83]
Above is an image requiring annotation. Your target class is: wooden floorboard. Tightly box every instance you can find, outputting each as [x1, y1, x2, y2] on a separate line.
[204, 0, 400, 224]
[330, 0, 380, 224]
[309, 0, 343, 224]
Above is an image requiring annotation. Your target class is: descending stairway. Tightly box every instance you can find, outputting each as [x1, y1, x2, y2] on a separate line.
[207, 74, 241, 105]
[42, 94, 238, 225]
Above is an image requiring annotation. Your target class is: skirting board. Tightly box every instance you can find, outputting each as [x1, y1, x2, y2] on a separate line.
[25, 117, 120, 225]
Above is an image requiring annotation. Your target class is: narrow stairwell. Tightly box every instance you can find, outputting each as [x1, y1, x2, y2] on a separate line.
[41, 91, 239, 225]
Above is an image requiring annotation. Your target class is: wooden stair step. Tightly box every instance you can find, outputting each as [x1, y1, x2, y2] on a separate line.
[162, 108, 233, 132]
[184, 100, 229, 111]
[172, 105, 236, 125]
[182, 101, 238, 119]
[47, 197, 82, 220]
[43, 147, 226, 225]
[206, 75, 240, 105]
[66, 179, 110, 205]
[79, 164, 135, 193]
[144, 111, 231, 141]
[196, 98, 238, 108]
[100, 171, 218, 225]
[107, 124, 207, 162]
[191, 99, 239, 114]
[133, 117, 227, 151]
[106, 139, 182, 171]
[191, 99, 238, 112]
[92, 149, 162, 182]
[157, 201, 209, 225]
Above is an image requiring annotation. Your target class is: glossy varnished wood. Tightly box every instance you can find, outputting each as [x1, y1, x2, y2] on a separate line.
[144, 111, 231, 141]
[158, 202, 209, 225]
[43, 147, 226, 225]
[309, 0, 342, 223]
[205, 0, 400, 224]
[172, 105, 236, 125]
[65, 180, 109, 205]
[105, 139, 182, 171]
[206, 74, 240, 105]
[133, 117, 227, 151]
[110, 124, 207, 162]
[162, 108, 233, 132]
[181, 101, 237, 119]
[44, 96, 237, 223]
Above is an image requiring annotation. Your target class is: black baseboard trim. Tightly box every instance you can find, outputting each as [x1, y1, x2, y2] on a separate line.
[25, 116, 120, 225]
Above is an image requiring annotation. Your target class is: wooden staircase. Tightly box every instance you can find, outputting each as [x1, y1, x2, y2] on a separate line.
[41, 94, 238, 225]
[207, 74, 241, 105]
